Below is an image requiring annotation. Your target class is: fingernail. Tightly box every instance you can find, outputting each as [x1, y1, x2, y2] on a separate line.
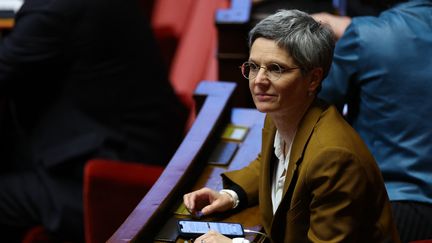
[195, 211, 204, 218]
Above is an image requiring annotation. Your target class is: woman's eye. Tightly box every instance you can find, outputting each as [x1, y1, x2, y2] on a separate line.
[267, 64, 281, 72]
[249, 64, 259, 71]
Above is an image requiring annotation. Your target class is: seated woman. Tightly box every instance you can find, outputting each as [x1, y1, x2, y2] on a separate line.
[183, 9, 400, 243]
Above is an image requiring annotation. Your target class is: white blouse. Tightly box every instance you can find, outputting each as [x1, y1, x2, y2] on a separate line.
[271, 130, 293, 214]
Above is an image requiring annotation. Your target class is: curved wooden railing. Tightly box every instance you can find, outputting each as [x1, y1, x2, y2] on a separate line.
[107, 81, 236, 243]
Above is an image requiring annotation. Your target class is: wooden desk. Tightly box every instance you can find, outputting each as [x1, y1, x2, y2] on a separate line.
[0, 9, 15, 30]
[0, 15, 14, 39]
[0, 18, 14, 30]
[108, 81, 265, 243]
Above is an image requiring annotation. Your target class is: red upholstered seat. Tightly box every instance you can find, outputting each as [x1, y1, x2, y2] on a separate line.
[83, 159, 164, 243]
[21, 160, 164, 243]
[21, 226, 55, 243]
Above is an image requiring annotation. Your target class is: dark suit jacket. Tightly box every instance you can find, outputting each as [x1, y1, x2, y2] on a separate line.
[223, 100, 400, 243]
[0, 0, 187, 168]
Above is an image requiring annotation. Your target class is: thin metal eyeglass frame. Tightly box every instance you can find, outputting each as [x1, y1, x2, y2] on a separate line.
[240, 61, 300, 81]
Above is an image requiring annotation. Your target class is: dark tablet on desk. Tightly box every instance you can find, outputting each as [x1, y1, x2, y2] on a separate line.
[207, 141, 238, 166]
[154, 217, 179, 242]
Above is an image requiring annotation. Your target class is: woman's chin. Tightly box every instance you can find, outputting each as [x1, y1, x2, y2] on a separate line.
[254, 103, 276, 113]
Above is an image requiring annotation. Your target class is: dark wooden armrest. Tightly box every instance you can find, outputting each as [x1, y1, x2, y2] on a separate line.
[107, 81, 236, 243]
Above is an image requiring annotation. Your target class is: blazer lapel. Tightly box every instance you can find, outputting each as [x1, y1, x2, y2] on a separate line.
[283, 100, 326, 197]
[259, 115, 277, 234]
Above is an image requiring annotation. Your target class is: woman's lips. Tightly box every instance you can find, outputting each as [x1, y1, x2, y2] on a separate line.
[254, 93, 276, 102]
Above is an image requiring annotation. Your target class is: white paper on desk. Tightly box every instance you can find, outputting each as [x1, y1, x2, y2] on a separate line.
[0, 0, 24, 13]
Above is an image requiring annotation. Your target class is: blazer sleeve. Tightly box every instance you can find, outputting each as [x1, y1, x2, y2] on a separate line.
[221, 115, 275, 207]
[221, 152, 262, 207]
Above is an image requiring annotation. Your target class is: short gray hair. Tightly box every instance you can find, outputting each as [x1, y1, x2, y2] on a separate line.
[248, 9, 335, 81]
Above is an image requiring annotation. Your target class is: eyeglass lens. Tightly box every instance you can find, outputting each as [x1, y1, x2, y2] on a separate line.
[241, 62, 284, 81]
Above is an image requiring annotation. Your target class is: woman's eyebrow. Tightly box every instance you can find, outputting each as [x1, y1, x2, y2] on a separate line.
[248, 58, 290, 66]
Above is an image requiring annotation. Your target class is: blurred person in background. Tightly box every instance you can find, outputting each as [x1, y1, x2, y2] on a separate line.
[314, 0, 432, 242]
[0, 0, 187, 242]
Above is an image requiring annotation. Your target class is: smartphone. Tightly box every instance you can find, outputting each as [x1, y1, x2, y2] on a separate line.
[177, 220, 244, 238]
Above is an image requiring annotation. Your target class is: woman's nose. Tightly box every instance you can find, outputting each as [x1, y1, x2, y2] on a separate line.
[254, 67, 269, 84]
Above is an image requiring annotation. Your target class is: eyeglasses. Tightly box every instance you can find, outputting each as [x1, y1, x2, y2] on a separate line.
[240, 61, 300, 82]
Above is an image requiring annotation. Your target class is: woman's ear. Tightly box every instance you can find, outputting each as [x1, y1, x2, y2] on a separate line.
[308, 68, 323, 93]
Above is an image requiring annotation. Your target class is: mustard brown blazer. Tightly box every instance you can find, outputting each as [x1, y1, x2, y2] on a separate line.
[223, 100, 400, 243]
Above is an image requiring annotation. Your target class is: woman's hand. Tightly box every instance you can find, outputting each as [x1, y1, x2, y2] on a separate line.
[183, 187, 234, 216]
[194, 230, 232, 243]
